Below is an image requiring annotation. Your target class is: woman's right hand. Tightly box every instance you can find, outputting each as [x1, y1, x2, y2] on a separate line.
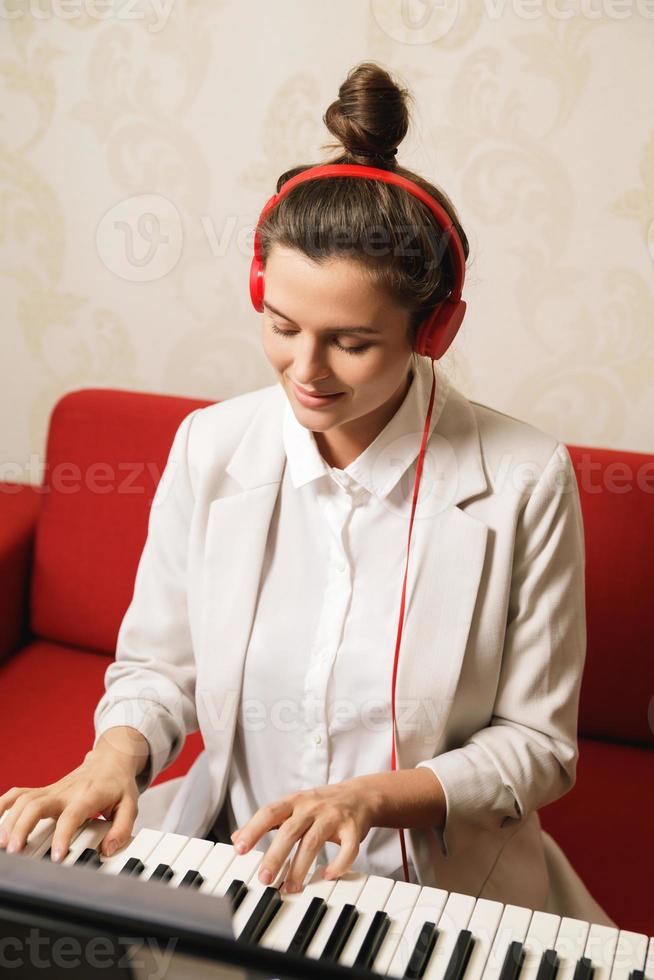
[0, 746, 142, 863]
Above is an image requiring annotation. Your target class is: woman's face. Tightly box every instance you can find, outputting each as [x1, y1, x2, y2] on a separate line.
[260, 245, 414, 447]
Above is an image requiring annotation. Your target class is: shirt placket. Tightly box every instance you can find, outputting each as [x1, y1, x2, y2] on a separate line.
[299, 473, 365, 793]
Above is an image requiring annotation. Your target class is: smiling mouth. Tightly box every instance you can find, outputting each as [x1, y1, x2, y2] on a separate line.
[291, 381, 344, 397]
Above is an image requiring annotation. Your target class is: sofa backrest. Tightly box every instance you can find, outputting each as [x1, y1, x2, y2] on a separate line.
[31, 390, 653, 747]
[567, 444, 653, 746]
[31, 389, 214, 657]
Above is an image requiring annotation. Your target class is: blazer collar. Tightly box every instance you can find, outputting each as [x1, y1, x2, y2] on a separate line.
[226, 357, 488, 508]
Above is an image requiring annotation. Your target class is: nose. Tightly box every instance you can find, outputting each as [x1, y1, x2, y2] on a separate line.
[290, 336, 334, 386]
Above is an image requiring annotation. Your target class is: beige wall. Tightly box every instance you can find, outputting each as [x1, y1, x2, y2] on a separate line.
[1, 0, 653, 487]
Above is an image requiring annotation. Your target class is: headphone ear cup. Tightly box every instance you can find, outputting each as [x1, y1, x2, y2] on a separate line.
[414, 299, 467, 360]
[250, 255, 265, 312]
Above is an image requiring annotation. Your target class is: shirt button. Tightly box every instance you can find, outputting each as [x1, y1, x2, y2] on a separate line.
[314, 733, 322, 745]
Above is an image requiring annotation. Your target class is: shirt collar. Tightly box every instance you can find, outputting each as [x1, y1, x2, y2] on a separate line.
[282, 355, 451, 500]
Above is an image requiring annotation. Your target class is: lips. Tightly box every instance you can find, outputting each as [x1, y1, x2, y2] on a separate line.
[292, 381, 342, 397]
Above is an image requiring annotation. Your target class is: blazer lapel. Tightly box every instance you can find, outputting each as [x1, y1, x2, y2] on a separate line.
[393, 384, 489, 765]
[195, 386, 287, 819]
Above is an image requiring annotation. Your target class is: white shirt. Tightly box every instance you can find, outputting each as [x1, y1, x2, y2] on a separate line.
[223, 355, 451, 881]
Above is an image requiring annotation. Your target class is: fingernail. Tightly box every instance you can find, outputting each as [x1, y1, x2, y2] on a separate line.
[259, 868, 272, 885]
[6, 837, 18, 854]
[284, 880, 299, 894]
[106, 840, 118, 856]
[235, 839, 247, 854]
[0, 829, 8, 847]
[51, 846, 63, 862]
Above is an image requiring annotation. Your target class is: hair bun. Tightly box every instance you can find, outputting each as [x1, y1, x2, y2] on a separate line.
[323, 61, 411, 166]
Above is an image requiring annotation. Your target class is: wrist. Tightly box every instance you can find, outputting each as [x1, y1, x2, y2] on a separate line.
[90, 726, 150, 777]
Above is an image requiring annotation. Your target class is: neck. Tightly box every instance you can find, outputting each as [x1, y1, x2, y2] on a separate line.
[314, 366, 415, 470]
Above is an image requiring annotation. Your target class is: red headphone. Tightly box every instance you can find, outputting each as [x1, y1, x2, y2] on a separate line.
[249, 163, 468, 882]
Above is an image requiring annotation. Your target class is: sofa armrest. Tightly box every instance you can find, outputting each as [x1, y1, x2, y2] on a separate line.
[0, 482, 43, 664]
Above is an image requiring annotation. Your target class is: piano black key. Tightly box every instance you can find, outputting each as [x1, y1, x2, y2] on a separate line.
[353, 909, 391, 971]
[628, 972, 645, 980]
[536, 948, 560, 980]
[225, 879, 248, 913]
[179, 869, 204, 889]
[119, 857, 145, 877]
[444, 928, 475, 980]
[500, 939, 526, 980]
[572, 957, 594, 980]
[75, 847, 102, 868]
[286, 896, 327, 955]
[150, 862, 174, 883]
[238, 886, 283, 945]
[320, 904, 359, 962]
[404, 921, 439, 980]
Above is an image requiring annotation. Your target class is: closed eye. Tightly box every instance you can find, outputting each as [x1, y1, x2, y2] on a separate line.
[269, 323, 373, 355]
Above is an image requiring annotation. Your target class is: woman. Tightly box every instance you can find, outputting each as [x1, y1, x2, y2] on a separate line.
[0, 62, 614, 926]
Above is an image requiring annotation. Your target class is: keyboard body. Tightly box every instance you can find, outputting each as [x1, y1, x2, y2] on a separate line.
[0, 816, 652, 980]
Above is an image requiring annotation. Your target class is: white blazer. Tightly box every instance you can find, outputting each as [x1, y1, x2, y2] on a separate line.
[94, 358, 603, 918]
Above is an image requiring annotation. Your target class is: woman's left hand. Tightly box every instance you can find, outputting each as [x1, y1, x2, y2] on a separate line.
[231, 777, 377, 893]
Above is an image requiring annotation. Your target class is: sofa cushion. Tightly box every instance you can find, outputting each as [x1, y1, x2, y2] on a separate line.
[539, 735, 653, 936]
[0, 639, 203, 793]
[30, 389, 214, 656]
[568, 445, 654, 745]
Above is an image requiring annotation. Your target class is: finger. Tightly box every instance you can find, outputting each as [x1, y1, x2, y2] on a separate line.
[257, 812, 314, 886]
[0, 787, 31, 821]
[4, 794, 59, 853]
[0, 788, 33, 843]
[101, 795, 138, 857]
[232, 798, 294, 853]
[50, 802, 95, 863]
[324, 826, 359, 880]
[283, 822, 331, 893]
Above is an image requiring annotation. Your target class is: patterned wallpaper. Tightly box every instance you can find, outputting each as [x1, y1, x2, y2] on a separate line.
[1, 1, 653, 488]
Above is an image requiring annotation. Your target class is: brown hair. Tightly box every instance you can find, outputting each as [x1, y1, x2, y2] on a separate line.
[257, 61, 471, 346]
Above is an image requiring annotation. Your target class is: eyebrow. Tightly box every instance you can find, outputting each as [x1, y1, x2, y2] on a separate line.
[262, 301, 381, 335]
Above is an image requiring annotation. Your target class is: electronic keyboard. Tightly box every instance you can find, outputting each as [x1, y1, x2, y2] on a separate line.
[0, 816, 652, 980]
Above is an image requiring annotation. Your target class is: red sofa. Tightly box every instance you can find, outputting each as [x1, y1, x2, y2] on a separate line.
[1, 388, 652, 934]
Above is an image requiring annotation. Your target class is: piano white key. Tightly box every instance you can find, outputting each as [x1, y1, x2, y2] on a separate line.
[369, 880, 421, 975]
[609, 930, 649, 980]
[22, 817, 57, 858]
[259, 864, 337, 952]
[336, 872, 396, 967]
[584, 924, 620, 980]
[423, 890, 477, 980]
[197, 842, 239, 895]
[139, 831, 191, 880]
[387, 885, 449, 978]
[211, 847, 264, 897]
[304, 870, 370, 959]
[167, 836, 215, 887]
[231, 857, 289, 939]
[519, 911, 562, 980]
[61, 818, 111, 866]
[553, 917, 591, 980]
[463, 898, 505, 980]
[480, 904, 533, 980]
[98, 827, 164, 875]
